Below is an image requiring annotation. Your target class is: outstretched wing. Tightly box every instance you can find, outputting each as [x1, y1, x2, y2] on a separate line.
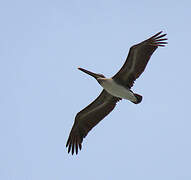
[113, 31, 167, 88]
[66, 90, 121, 155]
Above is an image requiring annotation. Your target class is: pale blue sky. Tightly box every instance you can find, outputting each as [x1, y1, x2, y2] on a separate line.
[0, 0, 191, 179]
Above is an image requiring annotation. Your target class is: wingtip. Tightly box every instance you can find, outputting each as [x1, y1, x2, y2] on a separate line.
[66, 134, 83, 155]
[68, 144, 71, 154]
[154, 31, 163, 37]
[158, 30, 163, 34]
[79, 144, 82, 150]
[151, 31, 167, 39]
[148, 31, 168, 47]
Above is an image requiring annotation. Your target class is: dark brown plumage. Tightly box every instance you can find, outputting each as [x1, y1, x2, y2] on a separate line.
[66, 90, 121, 155]
[66, 31, 167, 155]
[113, 31, 167, 88]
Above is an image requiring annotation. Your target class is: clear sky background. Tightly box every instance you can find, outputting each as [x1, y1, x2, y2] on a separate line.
[0, 0, 191, 179]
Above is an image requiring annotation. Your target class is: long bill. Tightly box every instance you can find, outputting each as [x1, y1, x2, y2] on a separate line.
[78, 67, 101, 79]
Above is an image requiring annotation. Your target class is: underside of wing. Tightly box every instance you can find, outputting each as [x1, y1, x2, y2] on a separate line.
[66, 90, 121, 155]
[113, 31, 167, 88]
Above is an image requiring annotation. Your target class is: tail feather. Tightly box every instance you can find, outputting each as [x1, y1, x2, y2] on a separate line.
[132, 93, 142, 104]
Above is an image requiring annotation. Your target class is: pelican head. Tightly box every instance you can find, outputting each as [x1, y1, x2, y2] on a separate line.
[78, 68, 105, 82]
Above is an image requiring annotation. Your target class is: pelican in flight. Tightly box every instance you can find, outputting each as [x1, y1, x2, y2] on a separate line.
[66, 31, 167, 155]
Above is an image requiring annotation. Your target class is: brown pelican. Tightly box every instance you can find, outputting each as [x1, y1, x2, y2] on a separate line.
[66, 31, 167, 155]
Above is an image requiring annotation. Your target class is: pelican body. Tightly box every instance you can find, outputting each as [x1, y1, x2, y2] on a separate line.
[79, 68, 141, 104]
[99, 78, 141, 103]
[66, 31, 168, 155]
